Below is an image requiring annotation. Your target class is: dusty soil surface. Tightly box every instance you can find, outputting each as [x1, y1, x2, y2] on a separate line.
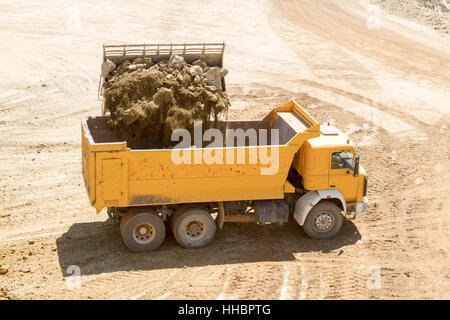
[0, 0, 449, 300]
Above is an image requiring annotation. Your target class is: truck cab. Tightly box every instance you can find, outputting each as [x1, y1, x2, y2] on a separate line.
[292, 125, 368, 233]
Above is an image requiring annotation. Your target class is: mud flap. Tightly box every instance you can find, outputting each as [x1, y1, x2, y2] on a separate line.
[345, 211, 356, 220]
[217, 202, 225, 230]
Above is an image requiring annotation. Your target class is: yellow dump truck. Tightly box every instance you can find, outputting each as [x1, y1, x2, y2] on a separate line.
[82, 43, 368, 252]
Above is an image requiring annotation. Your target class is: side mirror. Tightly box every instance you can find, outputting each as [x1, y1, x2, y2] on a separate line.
[354, 154, 360, 176]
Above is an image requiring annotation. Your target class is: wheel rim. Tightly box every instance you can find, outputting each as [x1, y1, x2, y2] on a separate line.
[133, 223, 156, 244]
[185, 220, 205, 238]
[313, 212, 334, 232]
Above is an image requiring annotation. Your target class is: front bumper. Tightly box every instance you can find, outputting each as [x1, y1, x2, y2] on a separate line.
[356, 196, 368, 216]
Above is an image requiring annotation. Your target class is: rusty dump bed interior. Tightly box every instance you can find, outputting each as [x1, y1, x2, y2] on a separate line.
[86, 109, 310, 149]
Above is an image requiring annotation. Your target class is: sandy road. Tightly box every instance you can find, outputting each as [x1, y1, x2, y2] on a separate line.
[0, 0, 449, 299]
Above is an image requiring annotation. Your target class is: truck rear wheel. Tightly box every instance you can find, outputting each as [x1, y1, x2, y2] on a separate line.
[120, 209, 165, 252]
[172, 207, 216, 249]
[303, 201, 343, 239]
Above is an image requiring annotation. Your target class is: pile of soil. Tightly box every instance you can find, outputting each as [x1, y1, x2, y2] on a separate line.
[370, 0, 449, 34]
[103, 55, 230, 148]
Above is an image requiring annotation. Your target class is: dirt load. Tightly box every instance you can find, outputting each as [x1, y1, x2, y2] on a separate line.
[103, 55, 230, 147]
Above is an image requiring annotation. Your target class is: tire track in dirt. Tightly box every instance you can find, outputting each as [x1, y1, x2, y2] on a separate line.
[215, 263, 286, 300]
[80, 265, 215, 300]
[108, 270, 180, 300]
[290, 79, 435, 131]
[393, 196, 448, 298]
[216, 267, 233, 300]
[0, 87, 66, 123]
[0, 56, 96, 124]
[0, 93, 37, 113]
[271, 0, 450, 86]
[268, 0, 449, 136]
[279, 264, 310, 300]
[0, 219, 110, 243]
[149, 265, 225, 300]
[274, 261, 371, 300]
[258, 81, 428, 141]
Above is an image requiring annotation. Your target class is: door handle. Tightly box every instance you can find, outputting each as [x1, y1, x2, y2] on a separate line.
[330, 184, 336, 188]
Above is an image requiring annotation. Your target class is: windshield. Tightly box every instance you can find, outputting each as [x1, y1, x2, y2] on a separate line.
[331, 151, 355, 171]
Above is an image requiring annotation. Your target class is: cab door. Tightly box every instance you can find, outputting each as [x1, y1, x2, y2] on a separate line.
[328, 151, 358, 201]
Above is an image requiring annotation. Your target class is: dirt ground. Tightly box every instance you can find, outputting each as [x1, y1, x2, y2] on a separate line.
[370, 0, 449, 34]
[0, 0, 449, 300]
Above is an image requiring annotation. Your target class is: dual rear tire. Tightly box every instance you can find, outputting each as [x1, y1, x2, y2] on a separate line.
[120, 206, 216, 252]
[120, 208, 166, 252]
[171, 206, 216, 249]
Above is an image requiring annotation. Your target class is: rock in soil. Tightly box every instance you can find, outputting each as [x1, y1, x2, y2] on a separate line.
[0, 266, 9, 275]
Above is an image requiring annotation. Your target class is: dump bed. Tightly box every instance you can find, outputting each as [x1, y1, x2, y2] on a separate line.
[98, 42, 226, 100]
[82, 101, 320, 213]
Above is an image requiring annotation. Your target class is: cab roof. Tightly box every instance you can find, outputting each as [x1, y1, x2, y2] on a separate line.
[307, 126, 355, 150]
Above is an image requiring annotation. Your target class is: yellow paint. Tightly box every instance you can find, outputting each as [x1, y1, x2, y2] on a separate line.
[294, 126, 366, 202]
[283, 181, 296, 193]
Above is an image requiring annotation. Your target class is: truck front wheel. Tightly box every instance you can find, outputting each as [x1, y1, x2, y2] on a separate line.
[172, 207, 216, 249]
[303, 201, 343, 239]
[120, 209, 166, 252]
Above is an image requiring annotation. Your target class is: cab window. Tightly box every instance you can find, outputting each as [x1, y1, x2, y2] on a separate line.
[331, 152, 355, 170]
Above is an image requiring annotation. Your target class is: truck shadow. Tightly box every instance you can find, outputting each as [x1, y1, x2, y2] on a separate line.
[56, 218, 361, 277]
